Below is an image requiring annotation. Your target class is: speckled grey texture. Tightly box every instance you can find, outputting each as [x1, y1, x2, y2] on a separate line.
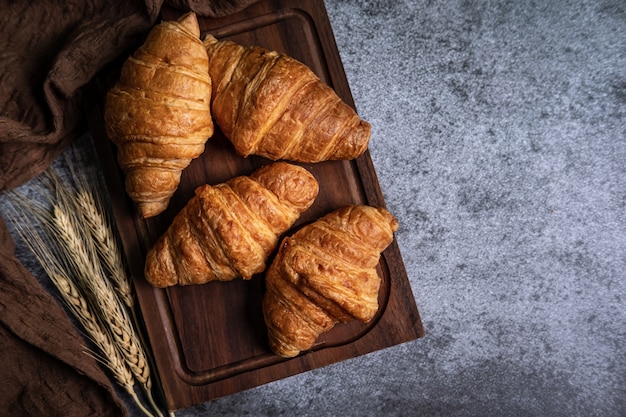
[176, 1, 626, 416]
[4, 0, 625, 416]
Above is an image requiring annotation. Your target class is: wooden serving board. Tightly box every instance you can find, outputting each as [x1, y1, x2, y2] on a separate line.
[87, 0, 424, 411]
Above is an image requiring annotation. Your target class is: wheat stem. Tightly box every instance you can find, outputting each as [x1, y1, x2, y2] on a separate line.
[52, 206, 150, 384]
[51, 204, 165, 417]
[4, 140, 170, 417]
[3, 204, 156, 417]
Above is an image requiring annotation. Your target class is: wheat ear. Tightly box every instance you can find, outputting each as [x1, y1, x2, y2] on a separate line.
[51, 203, 167, 417]
[3, 203, 157, 417]
[75, 189, 134, 308]
[51, 271, 157, 417]
[40, 167, 134, 309]
[51, 206, 152, 386]
[52, 152, 170, 417]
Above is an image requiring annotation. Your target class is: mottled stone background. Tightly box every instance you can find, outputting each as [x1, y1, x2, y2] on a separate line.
[6, 0, 625, 416]
[177, 1, 625, 415]
[175, 1, 625, 416]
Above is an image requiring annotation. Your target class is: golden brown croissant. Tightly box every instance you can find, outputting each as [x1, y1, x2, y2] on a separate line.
[144, 162, 319, 288]
[104, 12, 214, 218]
[262, 205, 398, 358]
[203, 34, 371, 163]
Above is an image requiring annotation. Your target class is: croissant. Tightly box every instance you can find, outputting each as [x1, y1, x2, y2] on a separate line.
[203, 34, 371, 163]
[262, 205, 398, 358]
[104, 12, 214, 218]
[144, 162, 319, 288]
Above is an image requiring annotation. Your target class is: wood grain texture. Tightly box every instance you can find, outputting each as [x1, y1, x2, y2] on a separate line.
[87, 0, 424, 411]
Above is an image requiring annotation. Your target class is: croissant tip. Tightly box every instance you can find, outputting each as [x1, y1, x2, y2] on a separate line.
[138, 201, 169, 218]
[178, 11, 197, 22]
[203, 33, 218, 46]
[176, 11, 200, 38]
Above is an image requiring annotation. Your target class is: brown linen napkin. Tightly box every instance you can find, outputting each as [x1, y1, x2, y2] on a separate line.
[0, 0, 257, 415]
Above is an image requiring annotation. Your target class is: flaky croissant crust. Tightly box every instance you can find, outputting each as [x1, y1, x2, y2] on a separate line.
[262, 205, 398, 358]
[104, 12, 214, 218]
[204, 34, 371, 163]
[144, 162, 319, 288]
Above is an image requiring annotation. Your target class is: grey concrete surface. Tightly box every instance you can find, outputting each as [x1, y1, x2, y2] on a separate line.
[176, 1, 626, 416]
[4, 0, 625, 416]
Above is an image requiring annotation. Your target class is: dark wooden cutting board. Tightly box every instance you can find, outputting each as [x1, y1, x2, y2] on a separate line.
[87, 0, 424, 411]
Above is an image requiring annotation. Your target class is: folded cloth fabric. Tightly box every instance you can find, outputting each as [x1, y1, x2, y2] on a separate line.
[0, 0, 257, 415]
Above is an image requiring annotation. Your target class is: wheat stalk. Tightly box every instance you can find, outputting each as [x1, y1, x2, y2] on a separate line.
[4, 154, 171, 416]
[4, 135, 175, 416]
[3, 202, 157, 417]
[51, 205, 154, 391]
[65, 177, 171, 416]
[49, 174, 152, 383]
[75, 188, 134, 308]
[53, 272, 135, 390]
[51, 164, 168, 416]
[51, 270, 156, 417]
[58, 144, 135, 309]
